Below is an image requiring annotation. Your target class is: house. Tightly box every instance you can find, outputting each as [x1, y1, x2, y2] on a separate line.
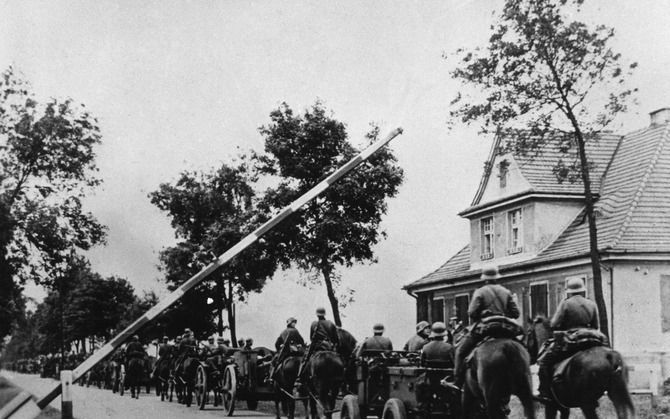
[404, 108, 670, 392]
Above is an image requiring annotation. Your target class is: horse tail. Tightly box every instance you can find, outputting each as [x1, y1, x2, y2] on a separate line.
[607, 351, 635, 419]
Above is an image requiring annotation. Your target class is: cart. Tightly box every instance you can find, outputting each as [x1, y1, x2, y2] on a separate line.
[340, 350, 460, 419]
[218, 348, 276, 416]
[194, 356, 227, 410]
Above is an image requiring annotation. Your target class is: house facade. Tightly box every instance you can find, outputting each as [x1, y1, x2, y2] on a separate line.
[404, 108, 670, 392]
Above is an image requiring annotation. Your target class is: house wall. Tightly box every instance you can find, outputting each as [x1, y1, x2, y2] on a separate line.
[610, 260, 670, 388]
[468, 201, 584, 269]
[423, 259, 670, 391]
[479, 153, 532, 203]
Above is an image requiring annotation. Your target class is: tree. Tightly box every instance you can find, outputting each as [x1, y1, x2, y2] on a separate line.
[150, 161, 278, 344]
[0, 67, 106, 336]
[255, 102, 404, 326]
[449, 0, 637, 338]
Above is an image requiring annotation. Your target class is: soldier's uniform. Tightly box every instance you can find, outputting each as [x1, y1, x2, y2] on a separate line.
[421, 323, 454, 369]
[270, 317, 305, 381]
[450, 266, 520, 389]
[294, 307, 340, 391]
[358, 324, 393, 356]
[404, 321, 430, 352]
[274, 318, 305, 352]
[537, 277, 599, 398]
[126, 336, 146, 360]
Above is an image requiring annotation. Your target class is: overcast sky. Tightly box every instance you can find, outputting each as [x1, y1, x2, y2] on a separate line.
[2, 0, 670, 347]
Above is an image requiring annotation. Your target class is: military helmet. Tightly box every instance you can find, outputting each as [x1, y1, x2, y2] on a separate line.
[566, 277, 586, 294]
[286, 317, 297, 326]
[316, 307, 326, 316]
[162, 335, 169, 341]
[132, 335, 139, 341]
[429, 322, 447, 338]
[217, 337, 225, 343]
[416, 321, 430, 332]
[372, 323, 385, 333]
[481, 266, 501, 282]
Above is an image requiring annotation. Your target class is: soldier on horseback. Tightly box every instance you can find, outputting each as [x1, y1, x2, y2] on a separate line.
[126, 335, 146, 360]
[537, 277, 600, 400]
[404, 321, 431, 352]
[293, 307, 340, 392]
[445, 265, 521, 391]
[268, 317, 305, 381]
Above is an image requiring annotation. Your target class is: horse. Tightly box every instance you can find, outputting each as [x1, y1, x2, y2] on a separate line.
[125, 357, 145, 399]
[336, 327, 358, 394]
[173, 355, 199, 406]
[305, 349, 344, 419]
[154, 357, 171, 401]
[463, 337, 536, 419]
[274, 354, 309, 419]
[527, 316, 634, 419]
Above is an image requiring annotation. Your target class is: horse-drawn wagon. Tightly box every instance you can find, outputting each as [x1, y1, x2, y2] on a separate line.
[340, 350, 460, 419]
[213, 348, 275, 415]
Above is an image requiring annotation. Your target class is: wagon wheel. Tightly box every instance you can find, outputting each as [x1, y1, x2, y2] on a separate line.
[382, 398, 406, 419]
[195, 365, 208, 410]
[341, 395, 361, 419]
[221, 364, 237, 416]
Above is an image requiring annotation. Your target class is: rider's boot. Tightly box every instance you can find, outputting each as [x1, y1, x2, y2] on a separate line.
[537, 364, 553, 402]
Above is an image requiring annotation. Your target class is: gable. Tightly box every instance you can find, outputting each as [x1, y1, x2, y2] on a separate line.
[478, 153, 533, 204]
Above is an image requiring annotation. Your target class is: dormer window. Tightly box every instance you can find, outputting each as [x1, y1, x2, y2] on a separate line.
[480, 216, 494, 260]
[499, 160, 510, 188]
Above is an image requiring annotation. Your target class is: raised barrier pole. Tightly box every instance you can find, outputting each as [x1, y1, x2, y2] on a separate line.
[34, 127, 404, 413]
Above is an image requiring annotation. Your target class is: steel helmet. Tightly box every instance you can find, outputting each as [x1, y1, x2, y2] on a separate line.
[566, 277, 586, 294]
[372, 323, 385, 333]
[481, 266, 501, 282]
[416, 321, 430, 332]
[429, 322, 447, 338]
[316, 307, 326, 316]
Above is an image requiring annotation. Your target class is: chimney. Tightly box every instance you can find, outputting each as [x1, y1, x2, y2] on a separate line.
[650, 107, 670, 126]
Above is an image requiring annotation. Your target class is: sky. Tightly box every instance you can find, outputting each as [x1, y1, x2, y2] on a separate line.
[2, 0, 670, 348]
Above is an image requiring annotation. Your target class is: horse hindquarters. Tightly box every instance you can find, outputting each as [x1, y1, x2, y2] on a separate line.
[605, 352, 634, 419]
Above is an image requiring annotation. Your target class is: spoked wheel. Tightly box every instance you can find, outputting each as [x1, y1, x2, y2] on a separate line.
[195, 365, 208, 410]
[382, 398, 407, 419]
[341, 395, 361, 419]
[221, 364, 237, 416]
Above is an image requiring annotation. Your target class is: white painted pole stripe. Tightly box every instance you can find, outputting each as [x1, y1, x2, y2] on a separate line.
[35, 127, 403, 410]
[0, 391, 38, 419]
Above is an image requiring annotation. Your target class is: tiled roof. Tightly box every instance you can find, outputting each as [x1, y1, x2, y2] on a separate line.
[406, 122, 670, 291]
[469, 132, 622, 208]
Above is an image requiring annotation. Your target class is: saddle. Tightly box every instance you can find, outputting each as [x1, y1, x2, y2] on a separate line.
[476, 315, 524, 338]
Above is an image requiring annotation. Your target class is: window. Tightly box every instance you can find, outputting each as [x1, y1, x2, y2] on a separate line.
[499, 160, 510, 188]
[431, 298, 445, 323]
[455, 294, 470, 325]
[661, 275, 670, 333]
[529, 282, 548, 319]
[480, 216, 494, 260]
[507, 208, 523, 254]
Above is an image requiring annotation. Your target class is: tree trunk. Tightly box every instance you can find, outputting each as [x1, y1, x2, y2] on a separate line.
[322, 268, 342, 326]
[568, 126, 610, 339]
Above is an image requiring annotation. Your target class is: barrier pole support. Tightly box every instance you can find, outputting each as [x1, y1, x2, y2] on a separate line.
[60, 371, 73, 419]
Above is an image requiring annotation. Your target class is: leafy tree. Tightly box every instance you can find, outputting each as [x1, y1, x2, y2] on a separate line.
[65, 273, 136, 349]
[255, 102, 404, 326]
[0, 67, 106, 337]
[150, 161, 278, 344]
[449, 0, 637, 337]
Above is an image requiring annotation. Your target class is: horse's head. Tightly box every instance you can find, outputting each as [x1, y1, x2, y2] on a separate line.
[525, 315, 551, 363]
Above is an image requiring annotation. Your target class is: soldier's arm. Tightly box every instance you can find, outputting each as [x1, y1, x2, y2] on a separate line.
[468, 291, 482, 321]
[592, 305, 600, 330]
[550, 300, 566, 330]
[274, 336, 283, 352]
[506, 293, 520, 319]
[296, 333, 305, 346]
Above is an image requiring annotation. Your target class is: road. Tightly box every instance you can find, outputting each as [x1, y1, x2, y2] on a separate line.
[1, 371, 277, 419]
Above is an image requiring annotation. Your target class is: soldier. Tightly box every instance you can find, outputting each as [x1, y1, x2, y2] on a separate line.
[244, 338, 254, 350]
[174, 329, 196, 371]
[537, 277, 599, 400]
[294, 307, 340, 392]
[357, 323, 393, 356]
[447, 266, 520, 390]
[151, 336, 171, 379]
[237, 338, 245, 348]
[126, 335, 146, 360]
[270, 317, 305, 381]
[403, 321, 431, 352]
[421, 323, 454, 368]
[274, 317, 305, 352]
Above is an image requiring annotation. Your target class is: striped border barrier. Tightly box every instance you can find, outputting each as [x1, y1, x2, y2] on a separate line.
[32, 127, 403, 413]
